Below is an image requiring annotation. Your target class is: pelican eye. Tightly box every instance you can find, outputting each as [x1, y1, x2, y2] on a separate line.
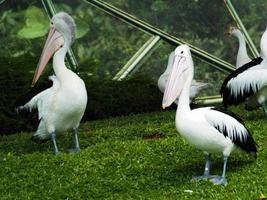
[60, 45, 63, 48]
[181, 51, 184, 54]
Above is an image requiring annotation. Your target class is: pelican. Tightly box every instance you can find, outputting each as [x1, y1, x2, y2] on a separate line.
[162, 45, 257, 186]
[224, 25, 267, 112]
[224, 25, 251, 68]
[221, 27, 267, 114]
[17, 12, 87, 154]
[158, 51, 209, 104]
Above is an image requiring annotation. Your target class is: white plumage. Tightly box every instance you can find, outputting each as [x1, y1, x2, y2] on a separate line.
[227, 69, 267, 97]
[18, 12, 87, 154]
[162, 45, 257, 186]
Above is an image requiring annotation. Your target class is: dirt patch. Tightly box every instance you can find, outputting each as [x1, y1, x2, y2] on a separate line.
[143, 132, 165, 140]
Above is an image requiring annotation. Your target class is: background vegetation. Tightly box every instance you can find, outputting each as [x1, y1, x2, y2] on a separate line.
[0, 0, 267, 135]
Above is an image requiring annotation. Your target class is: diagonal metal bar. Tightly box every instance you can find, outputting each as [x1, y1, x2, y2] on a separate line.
[113, 36, 161, 80]
[195, 97, 222, 105]
[0, 0, 6, 5]
[224, 0, 259, 58]
[82, 0, 235, 74]
[41, 0, 79, 71]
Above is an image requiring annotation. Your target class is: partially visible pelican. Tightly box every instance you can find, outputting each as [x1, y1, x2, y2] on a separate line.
[221, 27, 267, 114]
[17, 12, 87, 154]
[224, 25, 267, 112]
[158, 51, 209, 104]
[224, 25, 251, 68]
[162, 45, 257, 186]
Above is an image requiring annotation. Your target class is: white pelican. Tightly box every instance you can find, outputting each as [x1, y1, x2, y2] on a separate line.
[17, 12, 87, 154]
[224, 25, 251, 68]
[158, 51, 209, 104]
[162, 45, 257, 186]
[221, 27, 267, 114]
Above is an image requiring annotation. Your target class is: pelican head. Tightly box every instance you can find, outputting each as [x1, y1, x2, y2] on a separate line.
[32, 12, 76, 86]
[224, 25, 239, 36]
[162, 45, 193, 108]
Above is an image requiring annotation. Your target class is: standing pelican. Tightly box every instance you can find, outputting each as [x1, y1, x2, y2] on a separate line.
[17, 12, 87, 154]
[162, 45, 257, 186]
[224, 25, 267, 112]
[221, 27, 267, 114]
[224, 25, 251, 68]
[158, 51, 209, 104]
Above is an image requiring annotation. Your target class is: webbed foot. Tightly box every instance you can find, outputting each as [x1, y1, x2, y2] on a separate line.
[68, 147, 80, 153]
[192, 174, 217, 181]
[210, 176, 228, 186]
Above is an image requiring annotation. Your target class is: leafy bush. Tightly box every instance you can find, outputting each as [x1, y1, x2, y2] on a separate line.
[83, 76, 162, 121]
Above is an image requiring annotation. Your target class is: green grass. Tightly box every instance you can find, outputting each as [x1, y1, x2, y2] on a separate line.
[0, 107, 267, 199]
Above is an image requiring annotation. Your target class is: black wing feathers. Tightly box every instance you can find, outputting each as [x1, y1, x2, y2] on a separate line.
[220, 57, 263, 107]
[211, 107, 257, 155]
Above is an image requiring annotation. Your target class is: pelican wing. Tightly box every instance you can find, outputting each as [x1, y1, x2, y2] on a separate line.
[204, 107, 257, 154]
[189, 80, 209, 99]
[19, 75, 59, 120]
[220, 57, 266, 107]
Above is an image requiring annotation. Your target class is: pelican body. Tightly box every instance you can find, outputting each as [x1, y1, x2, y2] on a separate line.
[221, 27, 267, 114]
[18, 12, 87, 154]
[158, 51, 209, 104]
[162, 45, 257, 186]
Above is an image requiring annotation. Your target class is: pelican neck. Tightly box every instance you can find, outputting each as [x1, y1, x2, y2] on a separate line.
[176, 70, 193, 117]
[234, 31, 249, 67]
[53, 46, 71, 81]
[260, 29, 267, 59]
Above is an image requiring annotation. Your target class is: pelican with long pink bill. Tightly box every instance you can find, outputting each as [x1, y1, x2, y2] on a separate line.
[16, 12, 87, 155]
[162, 45, 257, 186]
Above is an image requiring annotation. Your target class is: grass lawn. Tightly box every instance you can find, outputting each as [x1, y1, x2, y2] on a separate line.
[0, 107, 266, 199]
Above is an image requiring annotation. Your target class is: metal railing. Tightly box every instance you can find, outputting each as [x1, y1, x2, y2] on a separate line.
[113, 36, 161, 80]
[82, 0, 235, 74]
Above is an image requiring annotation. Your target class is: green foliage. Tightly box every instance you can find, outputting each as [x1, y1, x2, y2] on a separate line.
[17, 6, 49, 39]
[0, 109, 266, 199]
[0, 55, 39, 134]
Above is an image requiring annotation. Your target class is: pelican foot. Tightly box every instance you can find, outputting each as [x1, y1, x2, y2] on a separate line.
[210, 176, 228, 186]
[68, 147, 81, 153]
[192, 175, 217, 181]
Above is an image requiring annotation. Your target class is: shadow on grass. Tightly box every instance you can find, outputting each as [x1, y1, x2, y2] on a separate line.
[130, 153, 257, 188]
[0, 132, 96, 156]
[170, 155, 256, 185]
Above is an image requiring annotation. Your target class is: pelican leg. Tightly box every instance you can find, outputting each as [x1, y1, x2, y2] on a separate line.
[51, 132, 60, 155]
[68, 128, 80, 153]
[262, 104, 267, 116]
[192, 153, 216, 181]
[210, 156, 228, 186]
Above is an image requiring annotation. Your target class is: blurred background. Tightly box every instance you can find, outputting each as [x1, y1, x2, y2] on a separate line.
[0, 0, 266, 134]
